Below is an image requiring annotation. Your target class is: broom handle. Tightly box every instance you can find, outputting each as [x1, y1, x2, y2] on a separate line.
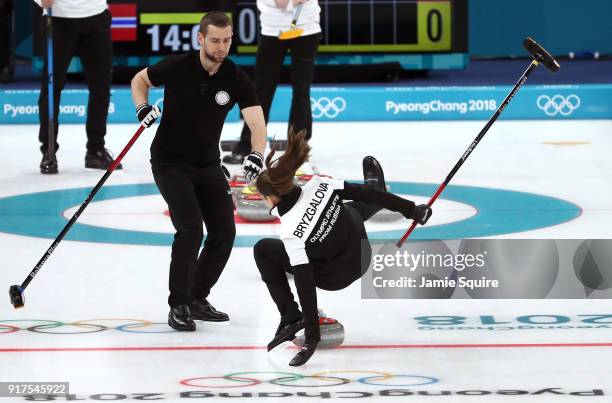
[292, 3, 304, 24]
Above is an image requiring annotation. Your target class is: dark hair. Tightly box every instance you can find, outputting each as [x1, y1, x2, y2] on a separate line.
[256, 128, 311, 198]
[199, 11, 232, 34]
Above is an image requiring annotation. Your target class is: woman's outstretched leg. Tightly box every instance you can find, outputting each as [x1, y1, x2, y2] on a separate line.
[345, 156, 387, 221]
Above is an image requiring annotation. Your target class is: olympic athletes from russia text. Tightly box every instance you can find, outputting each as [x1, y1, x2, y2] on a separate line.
[253, 129, 432, 366]
[130, 11, 267, 331]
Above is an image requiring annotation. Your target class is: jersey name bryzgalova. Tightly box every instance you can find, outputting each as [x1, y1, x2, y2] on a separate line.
[272, 176, 345, 266]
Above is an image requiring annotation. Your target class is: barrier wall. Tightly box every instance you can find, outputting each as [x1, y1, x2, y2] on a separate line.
[469, 0, 612, 57]
[2, 84, 611, 125]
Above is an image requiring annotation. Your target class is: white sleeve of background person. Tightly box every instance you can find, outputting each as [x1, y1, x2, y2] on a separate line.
[257, 0, 321, 37]
[33, 0, 107, 19]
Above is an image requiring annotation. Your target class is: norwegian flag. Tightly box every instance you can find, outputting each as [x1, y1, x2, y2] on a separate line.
[109, 4, 137, 41]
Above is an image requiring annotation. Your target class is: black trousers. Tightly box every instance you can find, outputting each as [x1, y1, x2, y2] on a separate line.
[153, 164, 236, 308]
[38, 10, 113, 154]
[0, 0, 12, 70]
[253, 201, 380, 323]
[234, 33, 320, 155]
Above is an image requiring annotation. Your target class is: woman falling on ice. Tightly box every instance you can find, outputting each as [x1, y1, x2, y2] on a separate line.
[253, 129, 432, 366]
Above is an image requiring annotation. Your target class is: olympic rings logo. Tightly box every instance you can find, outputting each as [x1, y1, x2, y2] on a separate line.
[0, 319, 178, 334]
[181, 371, 439, 388]
[536, 94, 581, 116]
[310, 97, 347, 119]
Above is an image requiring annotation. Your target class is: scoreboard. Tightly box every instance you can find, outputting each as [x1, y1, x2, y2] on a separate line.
[235, 0, 465, 54]
[34, 0, 468, 69]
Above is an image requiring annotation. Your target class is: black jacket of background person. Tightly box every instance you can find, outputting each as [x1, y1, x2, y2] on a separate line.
[271, 175, 418, 341]
[147, 51, 259, 167]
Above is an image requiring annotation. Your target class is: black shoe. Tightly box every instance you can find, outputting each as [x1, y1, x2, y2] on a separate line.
[363, 156, 386, 192]
[168, 304, 196, 331]
[85, 149, 122, 170]
[289, 340, 318, 366]
[267, 319, 304, 351]
[220, 140, 239, 152]
[190, 298, 229, 322]
[40, 153, 58, 174]
[222, 152, 245, 165]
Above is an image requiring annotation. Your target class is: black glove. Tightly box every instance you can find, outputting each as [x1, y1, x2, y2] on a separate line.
[136, 103, 161, 128]
[289, 339, 318, 366]
[413, 204, 432, 225]
[241, 151, 263, 181]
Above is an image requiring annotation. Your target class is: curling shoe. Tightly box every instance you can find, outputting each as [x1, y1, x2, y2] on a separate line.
[289, 340, 318, 366]
[168, 304, 196, 331]
[190, 298, 229, 322]
[363, 156, 386, 192]
[85, 149, 122, 170]
[222, 152, 246, 165]
[40, 153, 58, 174]
[267, 319, 304, 351]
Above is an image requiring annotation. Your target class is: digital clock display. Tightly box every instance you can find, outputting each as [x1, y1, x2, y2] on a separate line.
[145, 24, 202, 53]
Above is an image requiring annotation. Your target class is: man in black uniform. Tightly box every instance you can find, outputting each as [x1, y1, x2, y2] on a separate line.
[130, 11, 267, 331]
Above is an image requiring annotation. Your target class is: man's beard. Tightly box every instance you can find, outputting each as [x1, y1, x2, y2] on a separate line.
[205, 50, 226, 63]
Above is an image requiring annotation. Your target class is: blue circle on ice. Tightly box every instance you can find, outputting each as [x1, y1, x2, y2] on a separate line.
[0, 181, 581, 247]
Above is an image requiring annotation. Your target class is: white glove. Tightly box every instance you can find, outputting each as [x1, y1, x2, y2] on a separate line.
[136, 104, 161, 128]
[242, 151, 264, 181]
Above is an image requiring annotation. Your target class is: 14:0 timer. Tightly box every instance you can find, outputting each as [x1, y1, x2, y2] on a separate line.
[146, 25, 201, 52]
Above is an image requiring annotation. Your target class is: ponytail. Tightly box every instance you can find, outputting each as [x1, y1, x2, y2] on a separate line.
[256, 127, 311, 198]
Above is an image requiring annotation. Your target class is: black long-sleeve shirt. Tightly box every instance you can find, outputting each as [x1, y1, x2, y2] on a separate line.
[270, 176, 418, 341]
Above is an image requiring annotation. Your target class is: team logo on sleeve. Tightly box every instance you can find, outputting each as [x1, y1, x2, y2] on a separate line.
[215, 91, 230, 105]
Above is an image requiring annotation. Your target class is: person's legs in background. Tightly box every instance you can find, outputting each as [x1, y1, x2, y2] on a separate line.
[77, 10, 118, 170]
[37, 16, 78, 174]
[287, 33, 320, 140]
[0, 0, 14, 83]
[224, 35, 287, 164]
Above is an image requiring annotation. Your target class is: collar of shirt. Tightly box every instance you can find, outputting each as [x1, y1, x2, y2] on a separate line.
[270, 186, 302, 218]
[192, 51, 231, 81]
